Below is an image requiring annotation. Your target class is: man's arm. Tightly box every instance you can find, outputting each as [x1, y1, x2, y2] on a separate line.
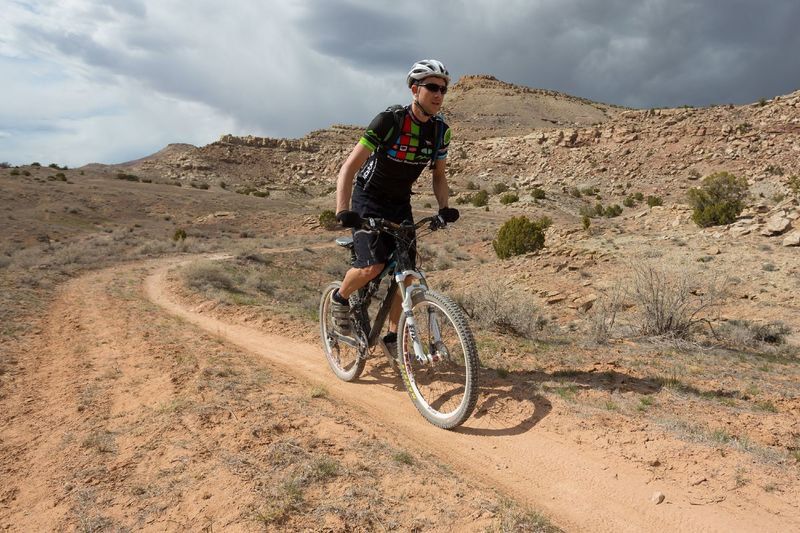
[431, 158, 449, 209]
[336, 143, 372, 213]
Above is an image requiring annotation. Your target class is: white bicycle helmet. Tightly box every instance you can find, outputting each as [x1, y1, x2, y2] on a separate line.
[406, 59, 450, 87]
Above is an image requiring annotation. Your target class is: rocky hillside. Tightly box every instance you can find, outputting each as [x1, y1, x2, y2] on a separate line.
[443, 74, 621, 140]
[95, 78, 799, 228]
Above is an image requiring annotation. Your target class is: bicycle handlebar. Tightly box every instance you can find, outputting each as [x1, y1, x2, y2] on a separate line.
[359, 215, 447, 233]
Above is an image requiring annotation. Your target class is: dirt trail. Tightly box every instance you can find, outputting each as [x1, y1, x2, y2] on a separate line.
[145, 258, 799, 533]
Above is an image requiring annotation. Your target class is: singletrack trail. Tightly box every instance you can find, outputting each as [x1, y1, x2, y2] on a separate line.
[145, 258, 798, 533]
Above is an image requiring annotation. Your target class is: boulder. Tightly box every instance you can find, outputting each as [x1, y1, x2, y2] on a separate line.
[761, 211, 792, 236]
[782, 231, 800, 247]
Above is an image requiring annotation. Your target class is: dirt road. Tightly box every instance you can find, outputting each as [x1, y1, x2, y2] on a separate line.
[145, 259, 798, 532]
[1, 257, 796, 531]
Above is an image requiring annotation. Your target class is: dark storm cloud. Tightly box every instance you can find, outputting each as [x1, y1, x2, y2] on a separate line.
[294, 0, 416, 71]
[299, 0, 800, 108]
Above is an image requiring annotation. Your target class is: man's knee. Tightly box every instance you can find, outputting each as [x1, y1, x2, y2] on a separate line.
[359, 263, 384, 280]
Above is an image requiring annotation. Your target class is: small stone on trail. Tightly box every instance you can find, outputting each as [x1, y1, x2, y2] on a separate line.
[651, 491, 666, 504]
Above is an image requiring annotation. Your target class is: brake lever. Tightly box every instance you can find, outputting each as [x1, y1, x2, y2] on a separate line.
[429, 216, 446, 231]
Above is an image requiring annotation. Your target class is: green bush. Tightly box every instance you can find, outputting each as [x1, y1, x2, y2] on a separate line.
[603, 204, 623, 218]
[687, 171, 749, 227]
[646, 195, 663, 207]
[634, 192, 645, 201]
[582, 214, 591, 230]
[252, 190, 270, 198]
[116, 172, 140, 182]
[173, 228, 187, 241]
[623, 195, 636, 208]
[531, 188, 546, 199]
[500, 192, 519, 205]
[568, 187, 582, 198]
[493, 216, 551, 259]
[492, 182, 509, 194]
[9, 169, 19, 176]
[319, 209, 337, 230]
[465, 181, 479, 190]
[471, 189, 489, 207]
[31, 162, 41, 167]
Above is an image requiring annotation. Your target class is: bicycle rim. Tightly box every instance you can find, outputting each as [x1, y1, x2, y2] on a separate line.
[319, 282, 365, 381]
[399, 290, 478, 429]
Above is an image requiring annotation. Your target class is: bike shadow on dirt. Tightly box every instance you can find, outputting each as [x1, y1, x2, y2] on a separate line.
[360, 359, 662, 437]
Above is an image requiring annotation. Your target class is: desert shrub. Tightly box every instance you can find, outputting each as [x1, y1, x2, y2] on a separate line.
[531, 187, 546, 199]
[252, 190, 270, 198]
[719, 320, 790, 347]
[318, 209, 337, 230]
[190, 181, 209, 190]
[471, 189, 489, 207]
[580, 186, 598, 196]
[603, 204, 623, 217]
[630, 265, 727, 338]
[55, 172, 66, 181]
[568, 187, 582, 198]
[48, 163, 60, 169]
[765, 164, 784, 176]
[493, 215, 550, 259]
[499, 192, 519, 205]
[31, 162, 41, 167]
[0, 162, 10, 168]
[634, 192, 645, 201]
[116, 172, 140, 182]
[218, 180, 228, 189]
[173, 228, 187, 241]
[582, 214, 591, 230]
[623, 195, 636, 208]
[687, 172, 748, 227]
[455, 282, 547, 338]
[590, 282, 624, 343]
[492, 182, 509, 194]
[735, 122, 752, 134]
[786, 175, 800, 199]
[182, 262, 236, 292]
[646, 195, 663, 207]
[465, 180, 479, 190]
[9, 169, 19, 176]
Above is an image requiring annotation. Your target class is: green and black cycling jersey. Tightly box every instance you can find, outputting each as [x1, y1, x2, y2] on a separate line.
[353, 105, 451, 219]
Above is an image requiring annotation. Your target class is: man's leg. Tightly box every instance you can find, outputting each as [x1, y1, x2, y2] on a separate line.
[338, 264, 384, 299]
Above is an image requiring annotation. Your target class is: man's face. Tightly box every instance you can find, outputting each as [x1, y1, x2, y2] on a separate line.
[413, 76, 447, 113]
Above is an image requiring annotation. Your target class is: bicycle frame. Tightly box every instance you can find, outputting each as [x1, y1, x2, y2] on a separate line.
[340, 216, 444, 364]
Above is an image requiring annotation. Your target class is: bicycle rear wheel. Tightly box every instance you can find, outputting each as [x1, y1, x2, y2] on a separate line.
[398, 289, 479, 429]
[320, 282, 366, 381]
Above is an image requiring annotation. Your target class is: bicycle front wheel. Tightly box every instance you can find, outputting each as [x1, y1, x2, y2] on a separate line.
[320, 282, 365, 381]
[398, 289, 479, 429]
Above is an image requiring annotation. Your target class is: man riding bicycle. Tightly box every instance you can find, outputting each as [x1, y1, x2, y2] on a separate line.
[331, 59, 460, 356]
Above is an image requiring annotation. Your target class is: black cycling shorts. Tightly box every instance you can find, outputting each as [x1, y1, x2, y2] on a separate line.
[350, 182, 416, 269]
[352, 227, 416, 269]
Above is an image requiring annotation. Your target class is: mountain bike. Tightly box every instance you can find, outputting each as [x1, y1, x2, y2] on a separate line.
[319, 215, 479, 429]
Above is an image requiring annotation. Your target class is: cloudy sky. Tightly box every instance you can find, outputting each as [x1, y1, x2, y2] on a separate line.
[1, 0, 798, 167]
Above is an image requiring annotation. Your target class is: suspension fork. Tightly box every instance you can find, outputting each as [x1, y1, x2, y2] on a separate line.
[396, 270, 433, 364]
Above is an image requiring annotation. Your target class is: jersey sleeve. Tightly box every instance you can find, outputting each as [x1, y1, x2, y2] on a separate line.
[436, 122, 451, 161]
[358, 111, 396, 152]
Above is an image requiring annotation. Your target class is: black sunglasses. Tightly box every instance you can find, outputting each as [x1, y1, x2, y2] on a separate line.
[417, 82, 448, 94]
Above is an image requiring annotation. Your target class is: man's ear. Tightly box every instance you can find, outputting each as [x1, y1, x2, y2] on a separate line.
[410, 84, 419, 97]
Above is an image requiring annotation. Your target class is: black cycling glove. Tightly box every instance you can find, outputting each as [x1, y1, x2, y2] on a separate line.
[336, 210, 363, 228]
[438, 207, 460, 223]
